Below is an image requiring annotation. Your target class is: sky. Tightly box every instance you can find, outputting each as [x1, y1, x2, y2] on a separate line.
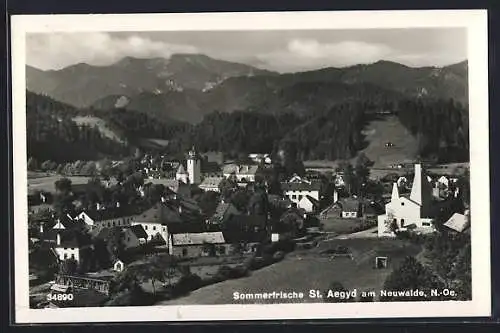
[26, 28, 467, 73]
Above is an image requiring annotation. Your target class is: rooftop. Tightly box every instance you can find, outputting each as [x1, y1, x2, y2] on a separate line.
[172, 231, 225, 246]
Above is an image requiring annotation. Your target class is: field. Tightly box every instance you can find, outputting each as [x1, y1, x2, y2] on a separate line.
[157, 238, 421, 305]
[320, 217, 374, 235]
[72, 116, 125, 144]
[28, 174, 91, 193]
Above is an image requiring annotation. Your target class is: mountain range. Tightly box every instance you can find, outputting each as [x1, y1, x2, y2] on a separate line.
[26, 54, 468, 124]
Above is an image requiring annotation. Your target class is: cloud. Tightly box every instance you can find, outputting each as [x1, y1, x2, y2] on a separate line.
[256, 39, 395, 72]
[26, 32, 199, 70]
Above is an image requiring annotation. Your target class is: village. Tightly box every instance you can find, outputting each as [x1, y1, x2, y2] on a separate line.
[27, 146, 471, 308]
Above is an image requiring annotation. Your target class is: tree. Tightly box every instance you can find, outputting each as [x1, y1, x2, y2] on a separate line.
[196, 191, 220, 217]
[59, 258, 78, 275]
[27, 157, 38, 171]
[54, 177, 72, 194]
[107, 227, 125, 262]
[231, 189, 251, 213]
[382, 256, 444, 301]
[219, 176, 238, 200]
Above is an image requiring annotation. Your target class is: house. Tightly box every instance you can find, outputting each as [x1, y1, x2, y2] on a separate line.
[281, 176, 324, 211]
[222, 214, 269, 247]
[248, 153, 272, 164]
[74, 208, 135, 231]
[319, 202, 342, 219]
[222, 164, 260, 182]
[340, 198, 362, 218]
[298, 195, 320, 213]
[378, 164, 435, 237]
[209, 200, 242, 225]
[443, 211, 470, 233]
[199, 176, 224, 192]
[113, 259, 125, 272]
[168, 231, 226, 258]
[175, 164, 189, 184]
[122, 225, 148, 249]
[438, 176, 450, 188]
[131, 202, 205, 244]
[53, 230, 93, 264]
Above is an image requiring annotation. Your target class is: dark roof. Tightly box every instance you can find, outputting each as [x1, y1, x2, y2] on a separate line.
[223, 215, 268, 241]
[128, 225, 147, 239]
[281, 181, 322, 192]
[82, 207, 136, 221]
[92, 227, 111, 241]
[168, 221, 206, 234]
[340, 198, 361, 212]
[135, 204, 180, 224]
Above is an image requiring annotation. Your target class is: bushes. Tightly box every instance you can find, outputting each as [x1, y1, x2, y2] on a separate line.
[171, 273, 204, 296]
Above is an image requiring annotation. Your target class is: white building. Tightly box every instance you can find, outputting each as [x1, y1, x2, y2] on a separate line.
[175, 164, 189, 184]
[222, 164, 260, 182]
[75, 210, 134, 231]
[281, 175, 328, 212]
[187, 147, 202, 184]
[53, 231, 92, 263]
[377, 164, 435, 237]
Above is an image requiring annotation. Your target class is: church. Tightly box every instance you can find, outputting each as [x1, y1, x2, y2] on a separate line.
[175, 146, 202, 185]
[377, 163, 435, 237]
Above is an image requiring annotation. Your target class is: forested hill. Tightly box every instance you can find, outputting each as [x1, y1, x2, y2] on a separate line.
[26, 89, 469, 165]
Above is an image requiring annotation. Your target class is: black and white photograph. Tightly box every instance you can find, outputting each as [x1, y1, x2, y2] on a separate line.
[11, 10, 490, 323]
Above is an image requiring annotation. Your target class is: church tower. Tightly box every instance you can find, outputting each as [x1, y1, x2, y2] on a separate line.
[187, 146, 201, 184]
[410, 163, 433, 216]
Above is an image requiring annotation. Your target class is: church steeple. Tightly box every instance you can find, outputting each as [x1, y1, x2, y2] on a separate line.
[391, 182, 399, 202]
[410, 163, 432, 209]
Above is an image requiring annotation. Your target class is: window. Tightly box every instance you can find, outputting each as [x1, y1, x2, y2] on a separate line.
[182, 248, 188, 257]
[71, 254, 75, 259]
[298, 195, 303, 200]
[401, 202, 405, 206]
[401, 219, 405, 226]
[423, 222, 431, 227]
[64, 253, 68, 259]
[144, 225, 148, 230]
[292, 195, 297, 199]
[153, 226, 156, 231]
[163, 227, 166, 231]
[112, 221, 116, 227]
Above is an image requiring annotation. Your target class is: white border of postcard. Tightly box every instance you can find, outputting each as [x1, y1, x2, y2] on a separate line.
[11, 10, 490, 323]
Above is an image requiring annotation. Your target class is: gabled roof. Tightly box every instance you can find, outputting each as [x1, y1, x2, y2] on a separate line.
[128, 225, 148, 239]
[135, 204, 182, 225]
[172, 231, 225, 246]
[300, 195, 320, 207]
[199, 176, 224, 188]
[80, 207, 136, 222]
[222, 164, 259, 175]
[444, 213, 469, 232]
[176, 164, 188, 175]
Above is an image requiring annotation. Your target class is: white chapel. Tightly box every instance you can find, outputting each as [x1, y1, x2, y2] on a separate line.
[377, 163, 435, 237]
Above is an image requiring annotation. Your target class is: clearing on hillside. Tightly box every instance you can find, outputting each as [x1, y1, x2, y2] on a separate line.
[28, 175, 91, 194]
[72, 116, 126, 144]
[359, 115, 419, 168]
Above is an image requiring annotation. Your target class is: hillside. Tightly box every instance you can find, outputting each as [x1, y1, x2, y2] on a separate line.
[72, 116, 127, 144]
[26, 54, 276, 108]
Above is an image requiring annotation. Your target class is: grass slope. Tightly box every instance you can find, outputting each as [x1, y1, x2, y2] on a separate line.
[72, 116, 126, 144]
[359, 115, 419, 168]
